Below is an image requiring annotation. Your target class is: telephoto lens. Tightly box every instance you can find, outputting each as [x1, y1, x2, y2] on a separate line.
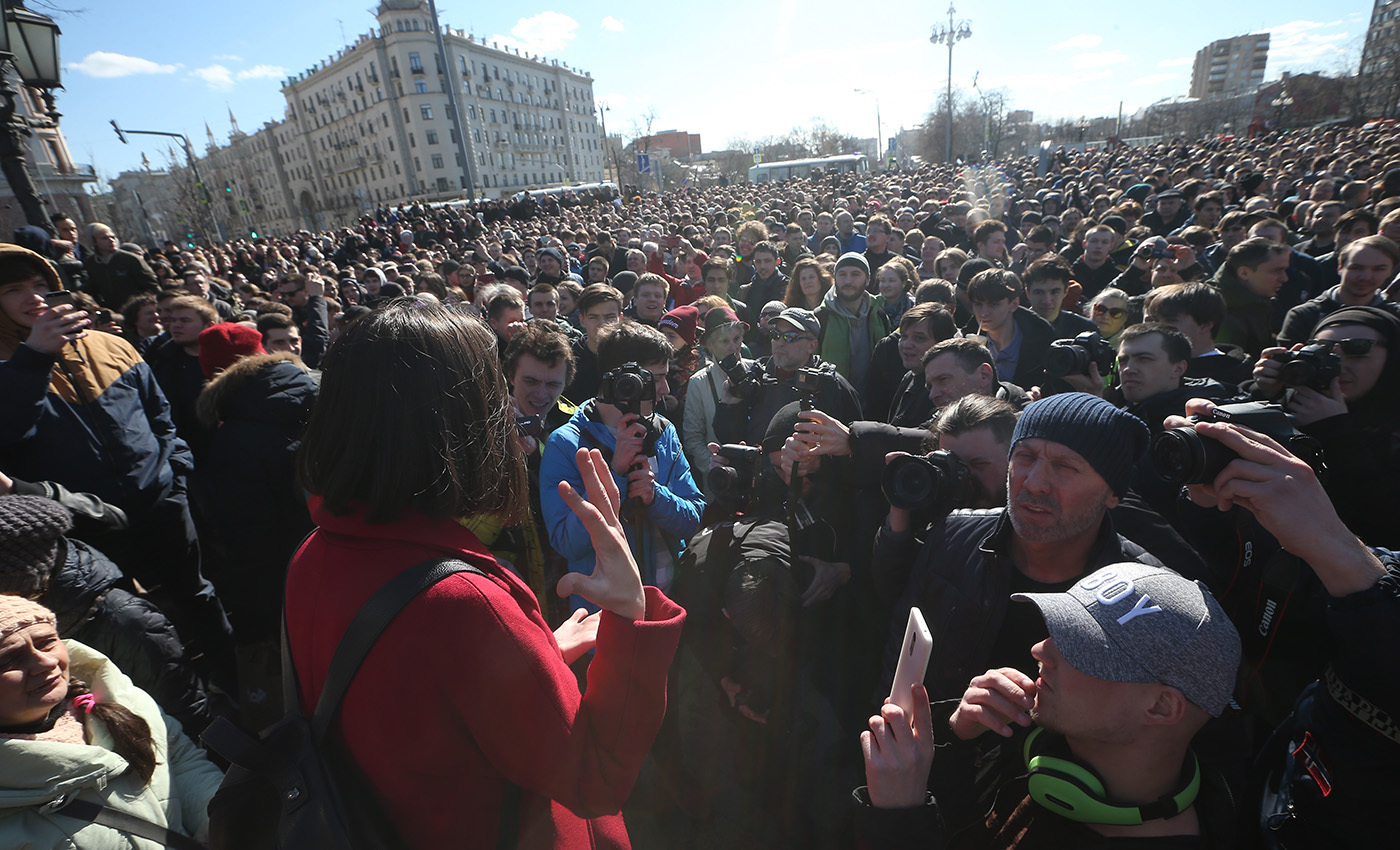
[880, 450, 971, 514]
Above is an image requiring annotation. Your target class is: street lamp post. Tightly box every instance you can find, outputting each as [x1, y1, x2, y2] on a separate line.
[598, 102, 615, 184]
[854, 89, 882, 169]
[0, 0, 62, 233]
[111, 120, 225, 244]
[929, 3, 971, 164]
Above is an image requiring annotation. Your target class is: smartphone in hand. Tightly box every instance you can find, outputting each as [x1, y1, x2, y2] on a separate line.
[889, 607, 934, 716]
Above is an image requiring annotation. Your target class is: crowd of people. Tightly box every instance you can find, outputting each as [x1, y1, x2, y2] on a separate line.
[1, 121, 1398, 848]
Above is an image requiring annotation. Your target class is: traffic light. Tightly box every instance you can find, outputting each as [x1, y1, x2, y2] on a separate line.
[250, 229, 258, 239]
[224, 181, 233, 193]
[110, 120, 127, 144]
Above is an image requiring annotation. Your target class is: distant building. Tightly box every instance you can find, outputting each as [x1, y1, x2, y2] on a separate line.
[117, 0, 607, 239]
[635, 130, 702, 159]
[1190, 34, 1270, 99]
[1361, 0, 1400, 116]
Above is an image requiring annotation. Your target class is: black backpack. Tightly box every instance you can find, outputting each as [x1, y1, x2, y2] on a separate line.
[201, 557, 519, 850]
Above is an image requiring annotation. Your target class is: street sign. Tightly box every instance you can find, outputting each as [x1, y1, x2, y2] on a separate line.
[637, 153, 650, 174]
[753, 153, 762, 164]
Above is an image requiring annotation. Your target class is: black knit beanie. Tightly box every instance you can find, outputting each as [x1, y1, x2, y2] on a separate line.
[1010, 393, 1149, 496]
[0, 495, 72, 597]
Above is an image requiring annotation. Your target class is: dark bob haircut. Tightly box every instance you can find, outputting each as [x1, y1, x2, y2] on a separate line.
[297, 298, 527, 524]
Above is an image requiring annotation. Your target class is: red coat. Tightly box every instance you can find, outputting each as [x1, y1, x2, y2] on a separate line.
[285, 498, 685, 849]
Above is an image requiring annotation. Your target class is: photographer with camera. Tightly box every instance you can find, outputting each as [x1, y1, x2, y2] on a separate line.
[542, 321, 705, 611]
[711, 307, 862, 450]
[1250, 306, 1400, 549]
[1159, 398, 1400, 847]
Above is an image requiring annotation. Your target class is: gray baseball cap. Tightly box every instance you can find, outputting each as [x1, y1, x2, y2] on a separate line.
[1012, 563, 1240, 716]
[772, 307, 820, 337]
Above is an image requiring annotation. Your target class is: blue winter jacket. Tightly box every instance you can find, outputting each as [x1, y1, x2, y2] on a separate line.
[541, 401, 705, 612]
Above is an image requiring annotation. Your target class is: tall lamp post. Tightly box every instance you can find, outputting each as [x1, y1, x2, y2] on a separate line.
[853, 89, 882, 169]
[0, 0, 62, 233]
[598, 102, 616, 185]
[929, 3, 971, 164]
[110, 120, 225, 244]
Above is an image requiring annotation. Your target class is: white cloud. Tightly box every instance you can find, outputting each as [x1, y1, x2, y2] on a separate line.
[1158, 56, 1193, 68]
[192, 64, 235, 90]
[68, 51, 178, 78]
[1050, 34, 1102, 51]
[237, 64, 287, 80]
[1068, 49, 1129, 70]
[601, 16, 624, 33]
[1266, 20, 1349, 69]
[1129, 73, 1180, 87]
[491, 12, 579, 56]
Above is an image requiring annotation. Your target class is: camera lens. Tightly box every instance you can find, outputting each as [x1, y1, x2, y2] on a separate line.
[1277, 358, 1314, 388]
[882, 456, 940, 512]
[614, 372, 645, 402]
[1150, 427, 1236, 485]
[707, 466, 742, 498]
[1044, 344, 1088, 378]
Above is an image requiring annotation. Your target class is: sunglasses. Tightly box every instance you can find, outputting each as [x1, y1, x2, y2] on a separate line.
[1092, 305, 1127, 319]
[1308, 337, 1379, 357]
[767, 330, 814, 343]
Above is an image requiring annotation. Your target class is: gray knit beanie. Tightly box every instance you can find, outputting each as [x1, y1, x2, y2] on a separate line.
[1010, 393, 1149, 497]
[0, 495, 71, 597]
[835, 252, 870, 278]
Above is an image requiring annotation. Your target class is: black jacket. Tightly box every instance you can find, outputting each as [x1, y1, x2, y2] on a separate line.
[989, 307, 1057, 391]
[193, 354, 317, 643]
[44, 537, 211, 734]
[871, 509, 1162, 704]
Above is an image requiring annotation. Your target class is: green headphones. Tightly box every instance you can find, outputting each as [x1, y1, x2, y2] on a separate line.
[1022, 727, 1201, 826]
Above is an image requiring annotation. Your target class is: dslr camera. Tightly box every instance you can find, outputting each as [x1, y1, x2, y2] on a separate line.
[718, 353, 760, 400]
[881, 450, 973, 515]
[1271, 343, 1341, 393]
[1044, 331, 1117, 379]
[1150, 401, 1326, 486]
[707, 444, 764, 502]
[598, 362, 656, 417]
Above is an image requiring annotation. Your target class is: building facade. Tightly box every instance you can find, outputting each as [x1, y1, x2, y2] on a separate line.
[114, 0, 606, 241]
[1189, 34, 1270, 100]
[1362, 0, 1400, 117]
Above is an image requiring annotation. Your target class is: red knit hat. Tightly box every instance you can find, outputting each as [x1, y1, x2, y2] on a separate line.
[199, 323, 266, 379]
[658, 305, 699, 347]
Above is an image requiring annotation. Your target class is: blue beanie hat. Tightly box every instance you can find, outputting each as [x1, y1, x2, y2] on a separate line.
[1010, 393, 1149, 496]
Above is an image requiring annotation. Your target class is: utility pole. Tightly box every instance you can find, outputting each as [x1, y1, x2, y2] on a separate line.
[427, 0, 477, 200]
[929, 3, 972, 164]
[854, 89, 882, 169]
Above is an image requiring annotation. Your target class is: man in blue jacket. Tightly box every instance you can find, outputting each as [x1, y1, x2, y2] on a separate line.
[541, 319, 705, 611]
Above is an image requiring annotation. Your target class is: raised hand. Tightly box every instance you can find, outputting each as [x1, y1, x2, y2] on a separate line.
[555, 449, 646, 621]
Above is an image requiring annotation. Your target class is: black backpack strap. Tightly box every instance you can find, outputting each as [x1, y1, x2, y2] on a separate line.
[54, 798, 205, 850]
[310, 558, 485, 740]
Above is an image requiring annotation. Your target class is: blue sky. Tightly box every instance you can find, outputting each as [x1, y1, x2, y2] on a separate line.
[51, 1, 1372, 188]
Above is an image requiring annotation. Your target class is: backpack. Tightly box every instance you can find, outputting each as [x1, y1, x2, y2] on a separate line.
[201, 557, 519, 850]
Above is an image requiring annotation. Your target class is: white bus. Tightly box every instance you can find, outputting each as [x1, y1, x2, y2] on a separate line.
[748, 154, 869, 183]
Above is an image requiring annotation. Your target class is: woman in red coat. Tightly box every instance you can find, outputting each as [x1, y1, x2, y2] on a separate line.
[285, 298, 685, 849]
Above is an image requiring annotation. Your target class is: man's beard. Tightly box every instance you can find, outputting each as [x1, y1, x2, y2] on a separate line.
[1008, 484, 1109, 545]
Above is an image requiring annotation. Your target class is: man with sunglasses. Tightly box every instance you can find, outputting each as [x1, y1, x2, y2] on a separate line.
[712, 306, 861, 450]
